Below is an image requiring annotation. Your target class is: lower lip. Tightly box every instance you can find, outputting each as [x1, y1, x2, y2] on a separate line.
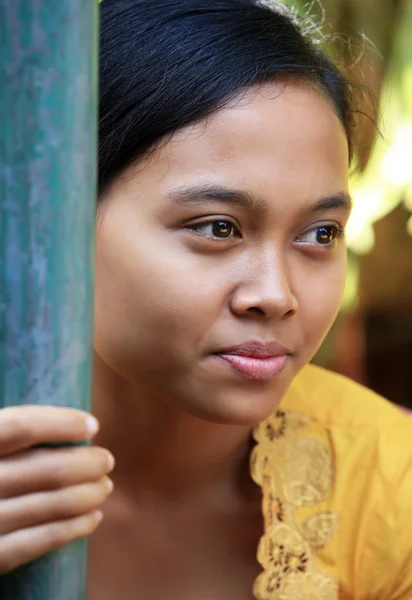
[216, 353, 288, 381]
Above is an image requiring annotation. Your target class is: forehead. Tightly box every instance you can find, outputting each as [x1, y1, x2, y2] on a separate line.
[110, 79, 349, 208]
[156, 80, 347, 192]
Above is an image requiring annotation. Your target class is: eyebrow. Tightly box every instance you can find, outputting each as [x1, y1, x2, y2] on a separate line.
[168, 184, 352, 215]
[311, 191, 352, 213]
[168, 184, 268, 215]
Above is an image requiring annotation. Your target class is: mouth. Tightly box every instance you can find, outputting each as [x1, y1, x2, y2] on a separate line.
[213, 341, 291, 382]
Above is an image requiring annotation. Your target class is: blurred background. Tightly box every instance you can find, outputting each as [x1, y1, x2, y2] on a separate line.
[284, 0, 412, 408]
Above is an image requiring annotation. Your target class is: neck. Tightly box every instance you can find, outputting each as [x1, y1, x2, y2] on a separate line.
[91, 352, 259, 505]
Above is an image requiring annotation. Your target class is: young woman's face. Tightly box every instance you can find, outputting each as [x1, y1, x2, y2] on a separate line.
[94, 80, 350, 425]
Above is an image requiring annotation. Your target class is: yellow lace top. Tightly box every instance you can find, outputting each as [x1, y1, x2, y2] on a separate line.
[252, 364, 412, 600]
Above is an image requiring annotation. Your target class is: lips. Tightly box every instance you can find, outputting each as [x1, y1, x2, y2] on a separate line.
[214, 341, 290, 381]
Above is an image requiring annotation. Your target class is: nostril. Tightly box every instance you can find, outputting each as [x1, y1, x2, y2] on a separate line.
[246, 306, 266, 316]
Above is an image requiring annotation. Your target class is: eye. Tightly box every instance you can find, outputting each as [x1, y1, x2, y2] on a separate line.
[186, 219, 241, 240]
[296, 225, 343, 246]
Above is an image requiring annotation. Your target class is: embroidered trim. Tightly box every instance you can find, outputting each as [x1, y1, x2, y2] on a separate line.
[251, 410, 339, 600]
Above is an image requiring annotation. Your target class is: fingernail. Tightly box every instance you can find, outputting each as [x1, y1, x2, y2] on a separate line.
[106, 452, 115, 471]
[86, 416, 99, 435]
[93, 510, 103, 523]
[105, 478, 114, 493]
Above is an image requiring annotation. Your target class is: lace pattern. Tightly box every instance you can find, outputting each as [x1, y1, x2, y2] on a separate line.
[251, 410, 339, 600]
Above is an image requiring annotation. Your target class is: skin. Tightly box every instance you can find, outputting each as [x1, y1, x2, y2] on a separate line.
[0, 79, 350, 599]
[88, 80, 351, 599]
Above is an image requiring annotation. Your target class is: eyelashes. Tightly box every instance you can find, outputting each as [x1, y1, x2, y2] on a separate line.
[295, 225, 344, 246]
[185, 218, 344, 248]
[185, 219, 241, 240]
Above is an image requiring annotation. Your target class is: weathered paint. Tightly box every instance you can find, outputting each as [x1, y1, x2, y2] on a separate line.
[0, 0, 98, 597]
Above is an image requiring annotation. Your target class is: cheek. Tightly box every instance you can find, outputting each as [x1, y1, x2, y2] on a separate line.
[296, 252, 347, 352]
[93, 230, 225, 375]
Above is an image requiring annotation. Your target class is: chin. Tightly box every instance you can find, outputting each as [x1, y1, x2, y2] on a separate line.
[188, 356, 304, 426]
[181, 379, 291, 427]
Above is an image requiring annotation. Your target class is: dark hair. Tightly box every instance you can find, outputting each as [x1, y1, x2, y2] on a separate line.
[99, 0, 355, 196]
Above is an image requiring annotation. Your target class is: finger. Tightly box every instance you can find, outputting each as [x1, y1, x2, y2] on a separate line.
[0, 446, 114, 498]
[0, 477, 113, 535]
[0, 406, 99, 457]
[0, 510, 103, 575]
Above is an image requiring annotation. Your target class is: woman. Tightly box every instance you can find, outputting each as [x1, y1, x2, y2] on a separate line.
[1, 1, 411, 598]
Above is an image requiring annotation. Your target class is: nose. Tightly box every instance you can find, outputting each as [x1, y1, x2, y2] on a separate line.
[229, 248, 298, 320]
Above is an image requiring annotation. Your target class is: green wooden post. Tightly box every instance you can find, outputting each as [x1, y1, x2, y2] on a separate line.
[0, 0, 98, 598]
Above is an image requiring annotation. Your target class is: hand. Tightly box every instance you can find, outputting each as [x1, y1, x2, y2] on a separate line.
[0, 406, 114, 574]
